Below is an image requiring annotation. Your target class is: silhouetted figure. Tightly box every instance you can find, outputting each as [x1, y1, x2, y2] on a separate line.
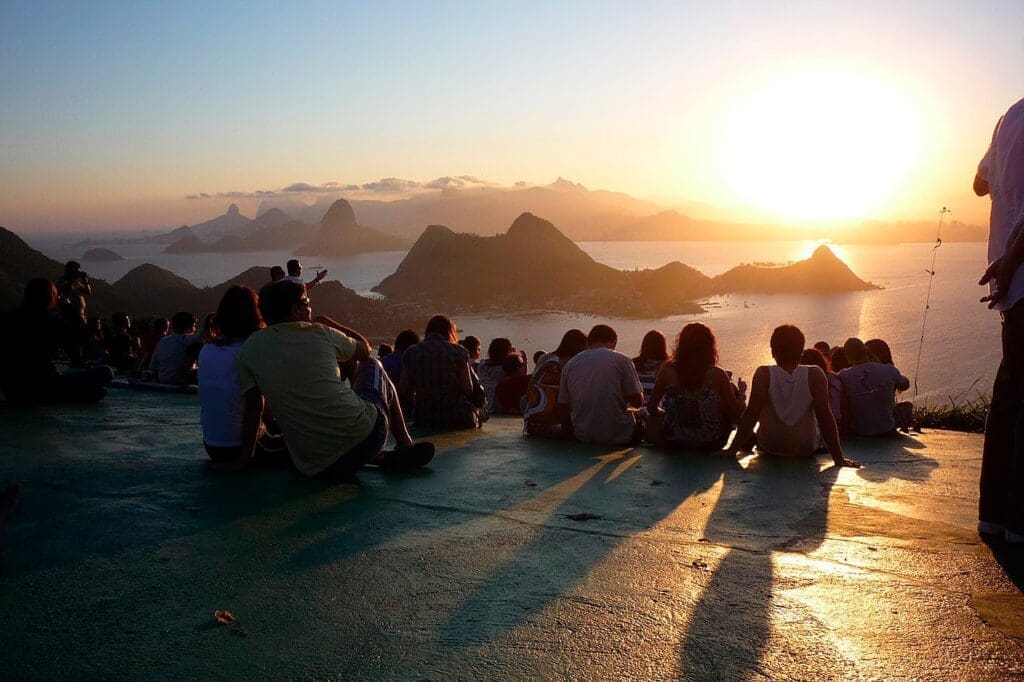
[557, 324, 644, 445]
[727, 325, 857, 467]
[58, 261, 91, 365]
[523, 329, 587, 437]
[150, 312, 204, 385]
[632, 329, 669, 406]
[382, 329, 419, 387]
[974, 101, 1024, 541]
[401, 315, 484, 429]
[269, 265, 285, 283]
[284, 258, 327, 290]
[0, 278, 112, 404]
[460, 335, 482, 369]
[139, 318, 168, 370]
[837, 337, 910, 436]
[477, 338, 525, 413]
[645, 323, 744, 451]
[865, 337, 914, 432]
[801, 347, 846, 435]
[235, 281, 433, 474]
[107, 312, 142, 373]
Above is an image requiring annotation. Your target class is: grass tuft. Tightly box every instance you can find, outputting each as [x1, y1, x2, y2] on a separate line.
[913, 388, 990, 434]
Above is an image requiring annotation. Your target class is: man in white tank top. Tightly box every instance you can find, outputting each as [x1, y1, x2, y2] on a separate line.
[726, 325, 859, 467]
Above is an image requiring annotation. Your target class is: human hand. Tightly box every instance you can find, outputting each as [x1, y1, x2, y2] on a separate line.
[314, 269, 327, 282]
[979, 258, 1009, 309]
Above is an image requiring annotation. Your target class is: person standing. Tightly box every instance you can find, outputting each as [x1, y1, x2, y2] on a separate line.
[284, 259, 327, 290]
[975, 98, 1024, 542]
[58, 261, 91, 365]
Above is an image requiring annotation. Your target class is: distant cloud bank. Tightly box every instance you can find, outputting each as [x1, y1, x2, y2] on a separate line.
[186, 175, 502, 200]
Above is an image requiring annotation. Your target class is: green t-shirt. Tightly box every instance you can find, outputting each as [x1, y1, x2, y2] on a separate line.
[236, 322, 377, 475]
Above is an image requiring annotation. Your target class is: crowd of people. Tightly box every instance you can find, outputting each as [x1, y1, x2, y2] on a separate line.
[1, 258, 930, 479]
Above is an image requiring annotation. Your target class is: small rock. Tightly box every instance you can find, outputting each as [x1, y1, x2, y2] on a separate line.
[525, 480, 537, 487]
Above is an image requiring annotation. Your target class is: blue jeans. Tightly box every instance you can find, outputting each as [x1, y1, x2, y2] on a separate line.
[323, 359, 398, 476]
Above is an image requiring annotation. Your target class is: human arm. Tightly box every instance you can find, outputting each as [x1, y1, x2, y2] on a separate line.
[715, 367, 746, 423]
[313, 315, 371, 361]
[980, 221, 1024, 309]
[647, 364, 671, 415]
[305, 269, 328, 291]
[622, 356, 644, 409]
[809, 368, 859, 468]
[457, 359, 474, 397]
[725, 366, 769, 457]
[974, 173, 990, 197]
[893, 367, 910, 393]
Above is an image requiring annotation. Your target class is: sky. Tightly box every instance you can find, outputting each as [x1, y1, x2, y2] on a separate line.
[2, 0, 1023, 233]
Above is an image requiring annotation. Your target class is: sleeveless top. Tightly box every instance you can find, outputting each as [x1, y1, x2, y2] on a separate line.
[757, 365, 819, 456]
[633, 358, 663, 405]
[662, 367, 731, 450]
[523, 353, 564, 436]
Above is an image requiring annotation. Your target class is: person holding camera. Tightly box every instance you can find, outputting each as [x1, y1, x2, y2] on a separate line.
[58, 261, 91, 366]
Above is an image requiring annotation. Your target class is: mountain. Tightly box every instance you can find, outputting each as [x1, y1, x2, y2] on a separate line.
[110, 264, 204, 315]
[296, 199, 406, 256]
[188, 203, 251, 240]
[162, 211, 315, 253]
[234, 208, 293, 237]
[602, 210, 781, 241]
[163, 233, 207, 254]
[80, 247, 124, 262]
[244, 219, 315, 251]
[713, 246, 876, 293]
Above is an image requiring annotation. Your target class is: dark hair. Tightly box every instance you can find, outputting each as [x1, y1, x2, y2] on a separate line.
[460, 335, 481, 353]
[395, 329, 420, 353]
[286, 259, 301, 276]
[554, 329, 587, 357]
[270, 265, 285, 281]
[154, 318, 169, 333]
[843, 337, 871, 365]
[258, 280, 305, 326]
[214, 285, 263, 343]
[813, 341, 831, 356]
[63, 261, 81, 276]
[24, 278, 56, 311]
[864, 338, 893, 365]
[830, 347, 849, 372]
[378, 344, 393, 358]
[770, 324, 805, 365]
[425, 315, 458, 343]
[171, 311, 197, 334]
[501, 354, 524, 376]
[800, 347, 828, 373]
[587, 324, 617, 346]
[487, 337, 513, 363]
[533, 350, 546, 364]
[112, 312, 131, 330]
[636, 330, 668, 363]
[672, 323, 719, 389]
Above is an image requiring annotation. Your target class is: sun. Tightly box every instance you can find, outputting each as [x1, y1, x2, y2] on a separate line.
[718, 67, 923, 223]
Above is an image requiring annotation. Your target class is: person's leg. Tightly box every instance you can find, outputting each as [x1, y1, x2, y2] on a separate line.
[1001, 304, 1024, 536]
[350, 358, 434, 468]
[322, 407, 389, 477]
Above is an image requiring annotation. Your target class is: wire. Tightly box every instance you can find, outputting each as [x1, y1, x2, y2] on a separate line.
[913, 207, 950, 397]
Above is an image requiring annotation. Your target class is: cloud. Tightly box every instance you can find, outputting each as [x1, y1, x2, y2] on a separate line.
[187, 175, 507, 199]
[423, 175, 499, 190]
[281, 181, 360, 193]
[359, 177, 421, 193]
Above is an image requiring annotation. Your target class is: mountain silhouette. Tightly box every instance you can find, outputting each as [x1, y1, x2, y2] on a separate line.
[80, 247, 124, 262]
[188, 203, 251, 240]
[296, 199, 406, 256]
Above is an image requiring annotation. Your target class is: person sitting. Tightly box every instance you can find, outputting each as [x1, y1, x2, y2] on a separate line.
[460, 335, 482, 369]
[58, 261, 91, 366]
[557, 324, 645, 445]
[283, 259, 327, 290]
[523, 329, 587, 437]
[382, 329, 420, 387]
[401, 315, 484, 429]
[830, 346, 849, 373]
[533, 350, 546, 367]
[232, 280, 434, 475]
[726, 325, 858, 467]
[139, 318, 169, 370]
[813, 341, 833, 365]
[270, 265, 285, 283]
[801, 347, 847, 435]
[645, 323, 744, 451]
[83, 317, 107, 364]
[494, 355, 531, 415]
[864, 337, 914, 431]
[0, 278, 112, 404]
[633, 330, 669, 406]
[839, 337, 911, 436]
[199, 286, 287, 467]
[477, 338, 525, 412]
[107, 312, 142, 373]
[150, 311, 205, 385]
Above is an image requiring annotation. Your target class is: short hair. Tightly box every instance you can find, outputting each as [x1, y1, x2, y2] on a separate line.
[800, 347, 828, 373]
[830, 347, 849, 372]
[460, 335, 481, 353]
[63, 261, 81, 276]
[813, 341, 831, 356]
[270, 266, 285, 281]
[864, 338, 893, 365]
[171, 311, 197, 334]
[23, 278, 56, 311]
[258, 280, 305, 326]
[487, 337, 513, 362]
[770, 324, 805, 365]
[587, 324, 617, 346]
[533, 350, 546, 364]
[378, 344, 393, 358]
[425, 315, 457, 343]
[286, 259, 301, 276]
[395, 329, 420, 352]
[215, 285, 263, 343]
[844, 337, 871, 365]
[501, 354, 524, 376]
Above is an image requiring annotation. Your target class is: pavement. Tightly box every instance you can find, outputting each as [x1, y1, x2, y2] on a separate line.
[1, 390, 1023, 680]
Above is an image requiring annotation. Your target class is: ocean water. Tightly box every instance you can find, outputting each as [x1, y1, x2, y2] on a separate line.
[28, 236, 999, 402]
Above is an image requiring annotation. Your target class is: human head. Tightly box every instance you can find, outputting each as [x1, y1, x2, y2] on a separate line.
[770, 324, 805, 366]
[502, 354, 525, 376]
[830, 347, 849, 372]
[171, 312, 197, 335]
[214, 285, 264, 343]
[843, 337, 871, 365]
[270, 265, 285, 282]
[554, 329, 588, 358]
[425, 315, 458, 344]
[112, 312, 131, 332]
[533, 350, 546, 365]
[487, 337, 513, 363]
[460, 335, 481, 359]
[587, 324, 617, 349]
[638, 330, 669, 363]
[87, 317, 103, 334]
[258, 280, 308, 326]
[800, 348, 828, 373]
[395, 329, 420, 354]
[63, 261, 81, 278]
[672, 323, 719, 388]
[23, 278, 57, 312]
[286, 259, 301, 277]
[864, 338, 893, 365]
[813, 341, 831, 358]
[154, 318, 169, 335]
[378, 344, 393, 358]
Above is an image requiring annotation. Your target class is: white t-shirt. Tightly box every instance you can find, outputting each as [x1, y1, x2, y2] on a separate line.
[283, 274, 304, 284]
[151, 331, 202, 385]
[198, 342, 246, 447]
[558, 347, 643, 445]
[978, 97, 1024, 312]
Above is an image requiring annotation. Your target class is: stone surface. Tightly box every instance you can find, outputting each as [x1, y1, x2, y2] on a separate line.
[1, 391, 1022, 679]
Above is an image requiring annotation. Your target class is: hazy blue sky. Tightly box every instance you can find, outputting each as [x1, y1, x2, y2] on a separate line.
[2, 1, 1023, 230]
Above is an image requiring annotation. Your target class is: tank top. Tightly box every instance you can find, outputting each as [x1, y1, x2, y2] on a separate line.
[757, 365, 819, 456]
[662, 367, 731, 449]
